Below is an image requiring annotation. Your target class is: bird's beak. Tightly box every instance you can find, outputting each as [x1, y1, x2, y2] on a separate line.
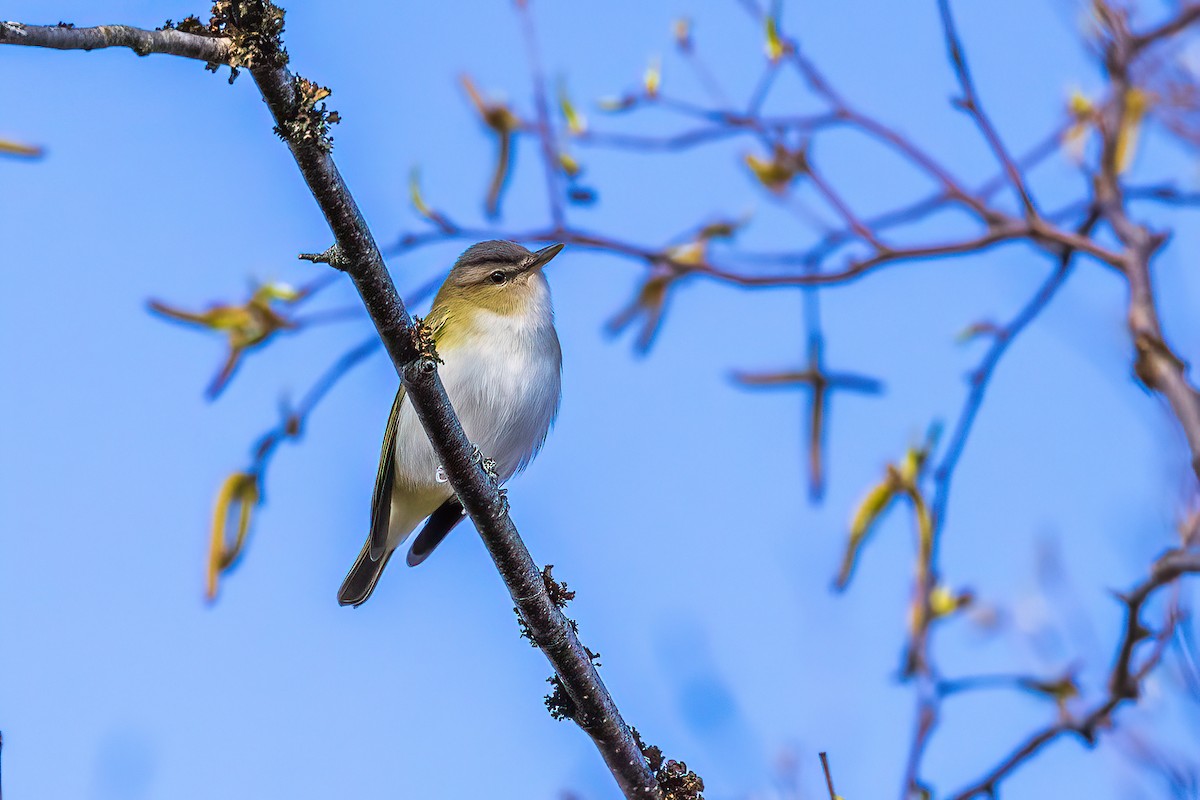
[524, 242, 565, 272]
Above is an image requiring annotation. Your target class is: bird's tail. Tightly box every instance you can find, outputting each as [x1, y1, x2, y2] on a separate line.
[337, 541, 395, 607]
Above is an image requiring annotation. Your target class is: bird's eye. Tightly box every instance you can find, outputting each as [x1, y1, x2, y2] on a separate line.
[489, 271, 507, 284]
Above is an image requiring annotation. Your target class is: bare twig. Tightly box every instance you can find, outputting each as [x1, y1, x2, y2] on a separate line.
[1131, 4, 1200, 54]
[516, 3, 565, 229]
[575, 112, 839, 152]
[733, 335, 883, 500]
[936, 0, 1038, 217]
[931, 210, 1101, 539]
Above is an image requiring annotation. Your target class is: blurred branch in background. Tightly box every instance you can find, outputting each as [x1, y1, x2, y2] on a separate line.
[148, 275, 339, 399]
[0, 136, 43, 159]
[948, 549, 1200, 800]
[374, 0, 1200, 796]
[819, 752, 842, 800]
[202, 272, 443, 601]
[203, 334, 378, 600]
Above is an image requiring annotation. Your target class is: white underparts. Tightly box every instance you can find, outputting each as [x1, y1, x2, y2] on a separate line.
[385, 274, 562, 548]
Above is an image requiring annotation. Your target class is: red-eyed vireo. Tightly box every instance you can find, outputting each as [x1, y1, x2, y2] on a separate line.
[338, 240, 565, 606]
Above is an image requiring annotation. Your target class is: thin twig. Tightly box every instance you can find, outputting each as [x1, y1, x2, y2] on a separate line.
[517, 3, 565, 230]
[819, 752, 839, 800]
[930, 211, 1100, 539]
[936, 0, 1038, 218]
[575, 112, 839, 151]
[1131, 4, 1200, 54]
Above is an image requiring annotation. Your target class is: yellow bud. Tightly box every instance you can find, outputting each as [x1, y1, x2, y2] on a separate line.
[1024, 674, 1080, 705]
[558, 151, 582, 178]
[643, 56, 662, 98]
[1068, 89, 1093, 119]
[898, 424, 940, 485]
[207, 306, 255, 334]
[256, 282, 301, 303]
[744, 145, 806, 193]
[928, 584, 973, 618]
[838, 474, 899, 589]
[698, 214, 750, 241]
[765, 15, 785, 62]
[665, 241, 706, 266]
[606, 270, 678, 353]
[1115, 86, 1151, 174]
[558, 80, 588, 135]
[409, 167, 434, 219]
[898, 446, 924, 484]
[207, 472, 260, 601]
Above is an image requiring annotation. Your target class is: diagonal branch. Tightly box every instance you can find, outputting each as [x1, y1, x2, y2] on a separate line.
[2, 15, 661, 800]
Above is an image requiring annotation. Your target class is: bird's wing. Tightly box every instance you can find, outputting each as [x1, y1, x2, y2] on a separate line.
[406, 497, 467, 567]
[368, 387, 404, 560]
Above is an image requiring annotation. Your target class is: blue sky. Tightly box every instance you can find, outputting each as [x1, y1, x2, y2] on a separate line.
[2, 1, 1199, 798]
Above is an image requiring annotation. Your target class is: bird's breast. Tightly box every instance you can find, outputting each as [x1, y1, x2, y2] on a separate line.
[391, 309, 562, 487]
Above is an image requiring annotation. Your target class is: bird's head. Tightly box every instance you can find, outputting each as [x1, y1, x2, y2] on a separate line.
[438, 240, 564, 317]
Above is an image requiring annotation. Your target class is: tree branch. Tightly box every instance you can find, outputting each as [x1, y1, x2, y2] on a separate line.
[936, 0, 1038, 218]
[0, 21, 231, 63]
[1130, 4, 1200, 54]
[1094, 13, 1200, 483]
[930, 210, 1100, 538]
[947, 549, 1200, 800]
[1, 12, 661, 799]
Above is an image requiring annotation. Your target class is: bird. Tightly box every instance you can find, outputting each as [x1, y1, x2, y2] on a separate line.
[338, 240, 565, 607]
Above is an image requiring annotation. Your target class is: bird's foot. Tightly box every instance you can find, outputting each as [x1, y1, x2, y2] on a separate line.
[470, 445, 509, 514]
[470, 445, 501, 482]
